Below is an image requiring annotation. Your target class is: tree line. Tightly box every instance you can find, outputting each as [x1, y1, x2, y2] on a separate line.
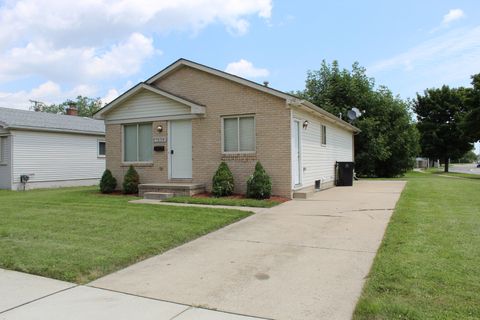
[30, 96, 102, 118]
[295, 61, 479, 175]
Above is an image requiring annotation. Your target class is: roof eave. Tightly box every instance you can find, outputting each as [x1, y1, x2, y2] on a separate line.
[145, 59, 293, 101]
[6, 125, 105, 136]
[299, 101, 361, 133]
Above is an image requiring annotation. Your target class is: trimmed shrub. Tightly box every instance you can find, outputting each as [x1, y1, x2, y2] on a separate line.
[246, 162, 272, 199]
[123, 165, 140, 194]
[212, 162, 235, 197]
[99, 169, 117, 194]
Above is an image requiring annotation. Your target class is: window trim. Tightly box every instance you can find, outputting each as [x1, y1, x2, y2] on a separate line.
[321, 124, 327, 146]
[221, 114, 256, 154]
[122, 123, 153, 164]
[97, 139, 106, 158]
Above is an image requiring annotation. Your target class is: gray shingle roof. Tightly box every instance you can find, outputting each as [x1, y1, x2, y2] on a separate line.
[0, 107, 104, 134]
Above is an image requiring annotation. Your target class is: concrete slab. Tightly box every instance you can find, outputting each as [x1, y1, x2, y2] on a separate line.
[0, 269, 75, 313]
[91, 181, 406, 320]
[129, 199, 265, 213]
[0, 286, 188, 320]
[174, 307, 267, 320]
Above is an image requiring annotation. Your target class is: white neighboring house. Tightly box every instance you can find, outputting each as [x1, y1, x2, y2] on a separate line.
[0, 107, 105, 190]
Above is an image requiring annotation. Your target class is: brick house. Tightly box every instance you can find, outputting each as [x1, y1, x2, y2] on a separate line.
[94, 59, 359, 198]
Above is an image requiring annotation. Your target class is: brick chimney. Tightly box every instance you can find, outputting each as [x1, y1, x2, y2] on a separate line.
[66, 102, 78, 116]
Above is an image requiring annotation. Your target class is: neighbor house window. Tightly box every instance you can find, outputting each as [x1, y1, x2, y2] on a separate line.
[321, 125, 327, 145]
[98, 140, 106, 157]
[223, 116, 255, 153]
[124, 123, 152, 162]
[0, 136, 5, 164]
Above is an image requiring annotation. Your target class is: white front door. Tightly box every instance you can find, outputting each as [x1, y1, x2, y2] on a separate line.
[169, 120, 192, 179]
[292, 119, 301, 187]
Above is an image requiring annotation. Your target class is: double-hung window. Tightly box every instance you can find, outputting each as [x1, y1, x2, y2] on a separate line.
[321, 125, 327, 145]
[223, 116, 255, 153]
[124, 123, 152, 162]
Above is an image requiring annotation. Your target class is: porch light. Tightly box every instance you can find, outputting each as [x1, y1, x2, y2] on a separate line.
[302, 120, 309, 129]
[156, 125, 163, 133]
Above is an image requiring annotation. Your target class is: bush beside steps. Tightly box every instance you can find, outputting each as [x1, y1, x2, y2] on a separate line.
[246, 162, 272, 199]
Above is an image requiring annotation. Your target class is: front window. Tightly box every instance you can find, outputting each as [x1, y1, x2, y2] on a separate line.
[223, 116, 255, 153]
[124, 123, 152, 162]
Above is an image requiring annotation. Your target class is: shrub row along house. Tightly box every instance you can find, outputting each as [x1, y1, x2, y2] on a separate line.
[94, 59, 358, 199]
[0, 106, 105, 190]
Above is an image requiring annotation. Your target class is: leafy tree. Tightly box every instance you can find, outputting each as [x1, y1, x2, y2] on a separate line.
[463, 74, 480, 141]
[413, 86, 473, 172]
[30, 96, 102, 118]
[100, 169, 117, 193]
[297, 60, 419, 177]
[212, 162, 235, 197]
[246, 162, 272, 199]
[123, 165, 140, 194]
[455, 150, 477, 163]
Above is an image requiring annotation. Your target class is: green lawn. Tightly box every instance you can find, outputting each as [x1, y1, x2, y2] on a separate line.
[163, 196, 282, 208]
[354, 171, 480, 319]
[0, 187, 251, 283]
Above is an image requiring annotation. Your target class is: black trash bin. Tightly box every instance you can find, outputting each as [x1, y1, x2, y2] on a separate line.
[335, 162, 354, 186]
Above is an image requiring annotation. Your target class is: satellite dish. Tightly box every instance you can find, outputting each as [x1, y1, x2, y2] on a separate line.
[352, 107, 362, 117]
[347, 107, 362, 122]
[347, 110, 357, 121]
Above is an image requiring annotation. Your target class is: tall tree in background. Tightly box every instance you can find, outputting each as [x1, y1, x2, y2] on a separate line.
[297, 60, 419, 177]
[31, 96, 102, 118]
[413, 86, 472, 172]
[463, 74, 480, 141]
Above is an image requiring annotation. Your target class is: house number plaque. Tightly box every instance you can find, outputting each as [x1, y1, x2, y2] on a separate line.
[153, 137, 167, 143]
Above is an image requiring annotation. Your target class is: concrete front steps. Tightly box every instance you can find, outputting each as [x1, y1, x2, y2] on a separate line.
[143, 192, 174, 200]
[138, 182, 206, 198]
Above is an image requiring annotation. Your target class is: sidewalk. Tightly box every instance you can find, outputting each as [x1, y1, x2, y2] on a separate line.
[0, 269, 266, 320]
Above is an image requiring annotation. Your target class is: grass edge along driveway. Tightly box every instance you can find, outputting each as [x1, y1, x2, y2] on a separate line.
[0, 187, 251, 284]
[353, 171, 480, 320]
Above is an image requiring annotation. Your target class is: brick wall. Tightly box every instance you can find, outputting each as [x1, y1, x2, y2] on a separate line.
[105, 66, 292, 197]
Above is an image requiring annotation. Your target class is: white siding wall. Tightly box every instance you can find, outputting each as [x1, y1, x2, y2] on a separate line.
[293, 109, 353, 188]
[106, 90, 191, 121]
[0, 134, 12, 189]
[11, 130, 105, 188]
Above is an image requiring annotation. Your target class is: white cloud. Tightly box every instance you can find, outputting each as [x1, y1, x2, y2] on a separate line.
[369, 26, 480, 75]
[0, 0, 272, 50]
[225, 59, 270, 78]
[0, 32, 155, 83]
[443, 9, 465, 24]
[368, 26, 480, 97]
[85, 33, 155, 78]
[0, 81, 99, 109]
[0, 0, 272, 104]
[101, 89, 120, 105]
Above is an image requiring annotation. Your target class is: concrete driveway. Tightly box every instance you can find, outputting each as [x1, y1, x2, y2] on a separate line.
[91, 180, 406, 320]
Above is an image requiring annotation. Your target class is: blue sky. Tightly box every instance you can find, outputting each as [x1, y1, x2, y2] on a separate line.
[0, 0, 478, 150]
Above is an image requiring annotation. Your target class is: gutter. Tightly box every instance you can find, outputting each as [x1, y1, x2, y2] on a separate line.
[4, 125, 105, 136]
[288, 99, 360, 133]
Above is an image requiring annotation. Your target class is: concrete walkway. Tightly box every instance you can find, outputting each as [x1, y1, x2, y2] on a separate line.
[0, 269, 263, 320]
[129, 198, 266, 213]
[91, 181, 406, 320]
